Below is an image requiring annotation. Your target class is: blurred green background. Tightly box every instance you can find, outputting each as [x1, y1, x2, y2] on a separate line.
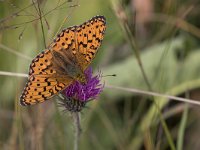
[1, 0, 200, 149]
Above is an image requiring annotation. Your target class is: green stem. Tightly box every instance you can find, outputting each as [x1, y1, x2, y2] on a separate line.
[177, 104, 188, 150]
[123, 23, 152, 91]
[37, 0, 46, 48]
[118, 8, 176, 149]
[72, 112, 81, 150]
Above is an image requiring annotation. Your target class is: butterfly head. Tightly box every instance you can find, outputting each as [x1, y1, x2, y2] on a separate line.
[76, 73, 86, 83]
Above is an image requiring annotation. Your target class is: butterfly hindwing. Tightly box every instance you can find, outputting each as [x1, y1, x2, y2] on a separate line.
[20, 75, 66, 105]
[20, 49, 73, 106]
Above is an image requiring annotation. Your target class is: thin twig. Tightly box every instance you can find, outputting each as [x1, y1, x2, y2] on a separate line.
[55, 0, 80, 36]
[36, 0, 46, 48]
[0, 1, 70, 30]
[1, 70, 200, 106]
[72, 112, 81, 150]
[0, 71, 28, 77]
[149, 13, 200, 39]
[123, 23, 152, 91]
[0, 44, 32, 61]
[0, 2, 36, 24]
[105, 85, 200, 106]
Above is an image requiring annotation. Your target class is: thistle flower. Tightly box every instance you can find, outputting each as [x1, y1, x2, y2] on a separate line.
[59, 67, 103, 112]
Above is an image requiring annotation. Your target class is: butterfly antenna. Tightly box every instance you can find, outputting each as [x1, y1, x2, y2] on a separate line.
[102, 74, 117, 77]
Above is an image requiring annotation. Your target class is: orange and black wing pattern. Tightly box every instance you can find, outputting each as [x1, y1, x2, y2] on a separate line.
[48, 15, 106, 71]
[20, 49, 73, 106]
[20, 15, 106, 106]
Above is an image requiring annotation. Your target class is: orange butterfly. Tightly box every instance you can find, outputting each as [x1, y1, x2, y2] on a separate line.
[20, 16, 106, 106]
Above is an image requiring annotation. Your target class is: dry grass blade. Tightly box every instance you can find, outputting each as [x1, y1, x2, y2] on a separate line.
[0, 71, 28, 77]
[0, 44, 32, 61]
[106, 85, 200, 106]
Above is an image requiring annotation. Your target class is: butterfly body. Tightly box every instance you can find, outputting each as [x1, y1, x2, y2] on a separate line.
[20, 15, 106, 106]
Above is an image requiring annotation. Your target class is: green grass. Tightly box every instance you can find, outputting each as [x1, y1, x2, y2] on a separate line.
[1, 0, 200, 149]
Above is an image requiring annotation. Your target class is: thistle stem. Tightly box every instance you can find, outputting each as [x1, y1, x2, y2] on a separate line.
[72, 112, 81, 150]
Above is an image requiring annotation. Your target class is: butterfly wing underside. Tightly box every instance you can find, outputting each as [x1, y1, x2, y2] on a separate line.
[20, 16, 106, 106]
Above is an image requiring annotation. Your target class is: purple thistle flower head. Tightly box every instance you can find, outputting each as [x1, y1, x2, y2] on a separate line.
[64, 67, 103, 101]
[59, 67, 103, 112]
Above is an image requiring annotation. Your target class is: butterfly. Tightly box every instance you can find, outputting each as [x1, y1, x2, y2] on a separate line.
[20, 15, 106, 106]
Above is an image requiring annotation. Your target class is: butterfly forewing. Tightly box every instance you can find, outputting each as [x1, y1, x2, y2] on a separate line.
[49, 15, 106, 71]
[76, 16, 106, 70]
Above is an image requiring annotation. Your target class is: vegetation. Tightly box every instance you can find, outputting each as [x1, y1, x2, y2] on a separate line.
[1, 0, 200, 149]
